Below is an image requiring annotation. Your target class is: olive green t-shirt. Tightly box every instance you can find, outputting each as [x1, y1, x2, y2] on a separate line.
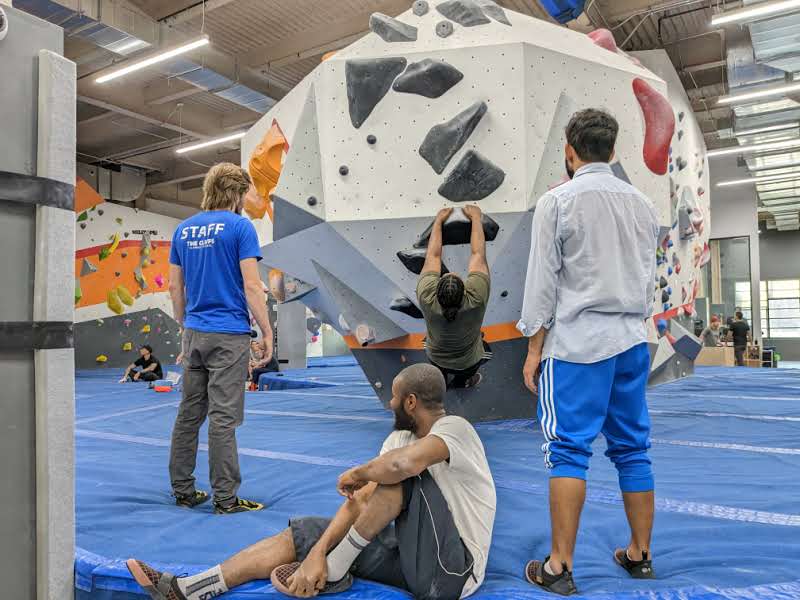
[416, 271, 490, 370]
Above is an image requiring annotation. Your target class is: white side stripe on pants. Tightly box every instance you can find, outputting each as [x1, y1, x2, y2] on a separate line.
[538, 359, 559, 469]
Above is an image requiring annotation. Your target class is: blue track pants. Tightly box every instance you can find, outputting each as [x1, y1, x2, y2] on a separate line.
[538, 342, 654, 493]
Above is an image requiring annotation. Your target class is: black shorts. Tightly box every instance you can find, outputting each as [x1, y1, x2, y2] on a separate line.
[290, 471, 474, 600]
[431, 341, 492, 389]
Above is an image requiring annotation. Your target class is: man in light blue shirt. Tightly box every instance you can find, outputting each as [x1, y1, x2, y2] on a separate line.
[517, 109, 659, 595]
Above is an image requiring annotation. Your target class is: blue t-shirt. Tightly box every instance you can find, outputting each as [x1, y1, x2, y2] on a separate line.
[169, 210, 262, 335]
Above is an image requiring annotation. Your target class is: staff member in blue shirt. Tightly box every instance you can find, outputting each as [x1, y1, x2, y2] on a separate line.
[517, 109, 660, 595]
[168, 163, 273, 514]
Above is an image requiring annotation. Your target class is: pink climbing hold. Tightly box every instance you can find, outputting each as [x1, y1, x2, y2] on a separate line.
[633, 78, 675, 176]
[154, 274, 165, 288]
[123, 319, 132, 328]
[587, 29, 617, 53]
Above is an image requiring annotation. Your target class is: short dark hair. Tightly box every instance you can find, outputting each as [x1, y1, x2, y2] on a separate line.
[140, 344, 153, 353]
[735, 311, 744, 320]
[436, 274, 465, 322]
[396, 364, 445, 409]
[565, 109, 619, 163]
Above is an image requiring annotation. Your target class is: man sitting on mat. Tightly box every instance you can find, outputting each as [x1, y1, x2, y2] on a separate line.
[518, 109, 660, 595]
[119, 345, 163, 383]
[126, 363, 496, 600]
[417, 205, 492, 389]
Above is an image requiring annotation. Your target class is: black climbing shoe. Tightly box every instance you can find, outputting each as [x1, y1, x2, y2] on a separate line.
[213, 497, 264, 514]
[174, 490, 209, 509]
[525, 557, 578, 596]
[615, 548, 655, 579]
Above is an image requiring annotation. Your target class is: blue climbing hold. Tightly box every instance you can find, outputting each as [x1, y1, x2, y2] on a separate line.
[668, 267, 673, 275]
[668, 240, 674, 248]
[657, 319, 667, 331]
[538, 0, 586, 23]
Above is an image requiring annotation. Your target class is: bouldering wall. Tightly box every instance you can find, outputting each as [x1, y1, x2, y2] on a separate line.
[73, 200, 182, 369]
[242, 1, 709, 420]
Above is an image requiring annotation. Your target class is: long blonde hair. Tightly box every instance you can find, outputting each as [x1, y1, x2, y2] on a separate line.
[201, 162, 252, 212]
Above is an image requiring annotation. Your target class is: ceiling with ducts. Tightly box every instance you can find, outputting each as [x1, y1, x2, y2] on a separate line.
[14, 0, 800, 229]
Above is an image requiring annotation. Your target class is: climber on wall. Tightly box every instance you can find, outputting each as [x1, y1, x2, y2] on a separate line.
[119, 345, 163, 383]
[416, 204, 491, 389]
[517, 109, 660, 595]
[167, 162, 273, 515]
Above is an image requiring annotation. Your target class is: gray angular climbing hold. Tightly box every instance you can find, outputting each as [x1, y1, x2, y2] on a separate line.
[438, 150, 505, 202]
[436, 20, 454, 37]
[413, 0, 430, 16]
[659, 276, 668, 289]
[420, 101, 487, 174]
[414, 209, 500, 247]
[346, 57, 407, 129]
[678, 130, 684, 140]
[369, 13, 418, 42]
[81, 257, 98, 276]
[396, 248, 449, 275]
[437, 0, 491, 26]
[661, 290, 670, 304]
[393, 58, 464, 99]
[678, 111, 685, 122]
[475, 0, 511, 25]
[390, 297, 424, 319]
[676, 157, 688, 171]
[611, 161, 631, 184]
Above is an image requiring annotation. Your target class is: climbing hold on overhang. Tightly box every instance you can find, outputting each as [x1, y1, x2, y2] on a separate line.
[369, 12, 418, 42]
[393, 58, 464, 99]
[420, 101, 487, 174]
[438, 150, 505, 202]
[346, 57, 407, 128]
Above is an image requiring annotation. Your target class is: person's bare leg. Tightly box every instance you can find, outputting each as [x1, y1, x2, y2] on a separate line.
[353, 483, 403, 539]
[547, 477, 586, 574]
[620, 491, 654, 560]
[221, 528, 297, 588]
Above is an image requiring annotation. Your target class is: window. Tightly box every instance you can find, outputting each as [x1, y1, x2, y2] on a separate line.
[734, 281, 752, 322]
[764, 280, 800, 338]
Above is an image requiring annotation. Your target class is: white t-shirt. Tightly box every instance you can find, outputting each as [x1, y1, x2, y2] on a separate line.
[380, 416, 496, 598]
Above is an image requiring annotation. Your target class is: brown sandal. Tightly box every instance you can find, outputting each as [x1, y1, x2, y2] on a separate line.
[270, 562, 353, 597]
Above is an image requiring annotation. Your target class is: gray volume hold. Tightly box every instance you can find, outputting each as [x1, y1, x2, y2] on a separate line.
[437, 0, 491, 26]
[419, 101, 487, 174]
[393, 58, 464, 99]
[437, 150, 505, 202]
[436, 20, 454, 37]
[369, 13, 418, 42]
[475, 0, 512, 25]
[346, 57, 408, 129]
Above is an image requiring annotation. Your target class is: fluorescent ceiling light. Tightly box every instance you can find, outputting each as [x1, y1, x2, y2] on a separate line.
[113, 38, 148, 54]
[717, 174, 800, 188]
[719, 82, 800, 105]
[707, 138, 800, 158]
[175, 131, 246, 154]
[762, 196, 800, 205]
[711, 0, 800, 26]
[736, 122, 799, 137]
[96, 36, 209, 83]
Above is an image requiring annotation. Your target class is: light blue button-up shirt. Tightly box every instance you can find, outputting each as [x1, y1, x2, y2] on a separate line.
[517, 163, 660, 364]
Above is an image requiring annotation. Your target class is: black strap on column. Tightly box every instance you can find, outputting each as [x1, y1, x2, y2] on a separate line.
[0, 171, 74, 210]
[0, 322, 74, 350]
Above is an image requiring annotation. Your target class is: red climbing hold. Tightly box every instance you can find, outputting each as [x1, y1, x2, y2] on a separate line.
[633, 78, 675, 176]
[587, 29, 617, 53]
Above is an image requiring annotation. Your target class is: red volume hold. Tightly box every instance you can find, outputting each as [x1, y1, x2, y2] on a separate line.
[587, 29, 617, 53]
[632, 78, 675, 176]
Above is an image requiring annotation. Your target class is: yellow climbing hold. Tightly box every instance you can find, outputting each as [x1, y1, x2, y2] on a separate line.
[107, 288, 124, 315]
[141, 324, 151, 333]
[117, 285, 134, 306]
[99, 233, 120, 261]
[122, 342, 133, 351]
[95, 355, 108, 363]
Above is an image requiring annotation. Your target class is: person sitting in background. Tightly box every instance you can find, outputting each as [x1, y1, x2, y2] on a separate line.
[119, 345, 163, 383]
[249, 338, 279, 390]
[126, 364, 496, 600]
[727, 311, 751, 367]
[700, 316, 723, 347]
[417, 205, 492, 389]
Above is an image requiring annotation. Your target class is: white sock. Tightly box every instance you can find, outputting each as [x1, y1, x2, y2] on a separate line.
[177, 565, 228, 600]
[326, 527, 371, 582]
[544, 560, 556, 576]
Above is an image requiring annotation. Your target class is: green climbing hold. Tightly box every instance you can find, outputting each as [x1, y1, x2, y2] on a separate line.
[74, 279, 82, 304]
[77, 212, 88, 222]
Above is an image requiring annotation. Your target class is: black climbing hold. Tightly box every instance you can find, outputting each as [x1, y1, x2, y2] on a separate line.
[437, 0, 491, 26]
[307, 196, 318, 206]
[121, 252, 128, 258]
[420, 101, 487, 174]
[678, 130, 684, 140]
[500, 290, 509, 298]
[413, 0, 430, 16]
[437, 150, 505, 202]
[476, 0, 511, 25]
[98, 209, 104, 216]
[306, 317, 322, 334]
[396, 248, 449, 275]
[676, 157, 688, 171]
[661, 290, 670, 304]
[659, 276, 668, 289]
[115, 272, 121, 277]
[124, 232, 129, 238]
[414, 209, 500, 248]
[339, 165, 350, 176]
[346, 57, 407, 129]
[393, 59, 464, 99]
[370, 13, 418, 42]
[80, 223, 86, 229]
[436, 20, 454, 37]
[390, 297, 424, 319]
[367, 134, 377, 145]
[678, 111, 685, 122]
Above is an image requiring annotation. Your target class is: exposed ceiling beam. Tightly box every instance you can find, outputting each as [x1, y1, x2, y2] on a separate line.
[78, 111, 115, 126]
[147, 173, 206, 189]
[681, 59, 727, 74]
[222, 109, 262, 131]
[161, 0, 238, 25]
[144, 78, 204, 105]
[77, 94, 208, 138]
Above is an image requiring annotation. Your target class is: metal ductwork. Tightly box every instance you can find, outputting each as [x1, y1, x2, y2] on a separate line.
[77, 162, 147, 203]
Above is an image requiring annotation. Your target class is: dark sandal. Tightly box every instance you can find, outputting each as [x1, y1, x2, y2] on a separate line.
[614, 548, 655, 579]
[524, 556, 578, 596]
[126, 559, 187, 600]
[270, 562, 353, 597]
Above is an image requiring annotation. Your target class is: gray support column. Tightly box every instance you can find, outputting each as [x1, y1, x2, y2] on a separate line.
[277, 302, 308, 370]
[34, 50, 76, 600]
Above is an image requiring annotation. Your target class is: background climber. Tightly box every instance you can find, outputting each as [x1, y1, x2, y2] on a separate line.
[249, 338, 279, 390]
[167, 163, 273, 515]
[416, 205, 492, 389]
[118, 345, 163, 383]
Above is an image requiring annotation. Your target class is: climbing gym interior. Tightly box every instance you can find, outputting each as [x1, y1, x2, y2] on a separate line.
[1, 0, 799, 599]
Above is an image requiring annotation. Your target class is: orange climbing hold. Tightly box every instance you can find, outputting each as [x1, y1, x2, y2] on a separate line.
[247, 119, 289, 222]
[268, 268, 286, 303]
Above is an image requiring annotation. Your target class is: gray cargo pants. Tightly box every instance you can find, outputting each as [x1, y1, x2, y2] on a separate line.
[169, 328, 250, 507]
